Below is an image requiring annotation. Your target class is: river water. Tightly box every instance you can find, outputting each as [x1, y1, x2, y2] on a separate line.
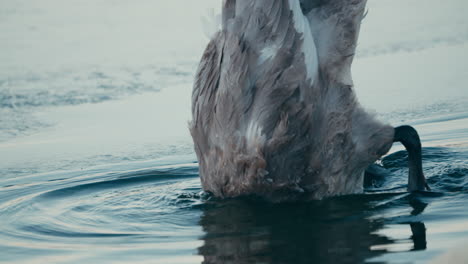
[1, 0, 467, 263]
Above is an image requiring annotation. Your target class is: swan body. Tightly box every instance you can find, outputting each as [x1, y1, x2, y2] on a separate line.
[190, 0, 427, 201]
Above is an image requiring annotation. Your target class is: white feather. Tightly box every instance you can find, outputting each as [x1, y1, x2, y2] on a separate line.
[259, 44, 280, 65]
[201, 8, 221, 40]
[288, 0, 319, 84]
[245, 121, 265, 149]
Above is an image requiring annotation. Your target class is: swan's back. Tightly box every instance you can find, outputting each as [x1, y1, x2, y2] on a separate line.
[190, 0, 393, 201]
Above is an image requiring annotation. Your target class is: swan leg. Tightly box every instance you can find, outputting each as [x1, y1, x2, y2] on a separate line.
[393, 126, 430, 192]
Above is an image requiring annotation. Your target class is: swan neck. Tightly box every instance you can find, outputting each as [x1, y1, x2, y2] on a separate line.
[393, 125, 429, 191]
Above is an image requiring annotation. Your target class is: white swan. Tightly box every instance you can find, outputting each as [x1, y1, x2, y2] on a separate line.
[190, 0, 429, 201]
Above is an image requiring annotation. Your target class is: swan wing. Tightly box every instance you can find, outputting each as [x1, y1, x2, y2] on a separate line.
[191, 0, 319, 197]
[300, 0, 367, 85]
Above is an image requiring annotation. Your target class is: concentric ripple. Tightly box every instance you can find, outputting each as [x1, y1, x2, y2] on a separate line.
[0, 161, 207, 263]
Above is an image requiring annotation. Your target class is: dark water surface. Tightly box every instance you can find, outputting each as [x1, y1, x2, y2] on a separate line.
[1, 145, 467, 263]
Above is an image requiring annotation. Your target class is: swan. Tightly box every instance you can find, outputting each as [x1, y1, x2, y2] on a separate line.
[190, 0, 429, 201]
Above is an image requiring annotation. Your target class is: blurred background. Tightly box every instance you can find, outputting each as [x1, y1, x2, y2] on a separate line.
[1, 0, 467, 173]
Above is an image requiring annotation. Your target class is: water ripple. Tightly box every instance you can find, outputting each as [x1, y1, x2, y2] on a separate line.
[0, 150, 467, 263]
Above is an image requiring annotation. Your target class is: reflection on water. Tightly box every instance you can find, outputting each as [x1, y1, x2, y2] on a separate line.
[411, 222, 427, 251]
[198, 192, 430, 264]
[409, 198, 428, 251]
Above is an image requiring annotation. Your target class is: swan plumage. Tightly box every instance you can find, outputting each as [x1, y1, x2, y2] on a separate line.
[190, 0, 426, 201]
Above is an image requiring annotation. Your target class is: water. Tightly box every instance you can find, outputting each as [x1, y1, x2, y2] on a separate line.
[1, 148, 468, 263]
[1, 0, 468, 263]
